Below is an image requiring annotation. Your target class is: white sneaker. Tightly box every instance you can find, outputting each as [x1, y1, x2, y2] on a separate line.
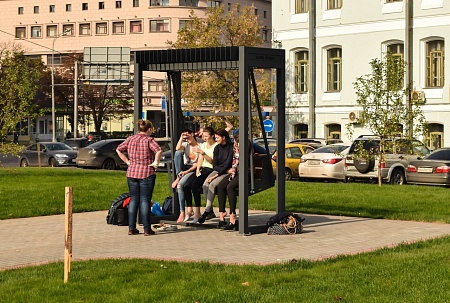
[192, 217, 200, 224]
[183, 214, 191, 222]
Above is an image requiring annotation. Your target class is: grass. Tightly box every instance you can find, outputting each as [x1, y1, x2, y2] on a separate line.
[0, 236, 449, 302]
[1, 168, 450, 302]
[1, 168, 449, 223]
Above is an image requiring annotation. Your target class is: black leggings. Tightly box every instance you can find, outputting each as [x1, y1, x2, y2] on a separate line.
[183, 167, 213, 207]
[217, 173, 239, 215]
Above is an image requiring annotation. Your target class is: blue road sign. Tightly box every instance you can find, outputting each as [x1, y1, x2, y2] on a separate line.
[161, 96, 166, 111]
[263, 119, 274, 133]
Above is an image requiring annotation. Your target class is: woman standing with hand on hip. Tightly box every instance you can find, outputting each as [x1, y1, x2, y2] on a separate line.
[116, 120, 162, 236]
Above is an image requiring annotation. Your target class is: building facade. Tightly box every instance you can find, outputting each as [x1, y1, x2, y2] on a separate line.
[273, 0, 449, 149]
[0, 0, 272, 140]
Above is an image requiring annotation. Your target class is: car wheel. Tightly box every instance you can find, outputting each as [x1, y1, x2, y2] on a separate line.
[354, 157, 375, 173]
[20, 159, 28, 167]
[102, 158, 116, 170]
[390, 169, 405, 185]
[49, 158, 57, 167]
[285, 168, 292, 181]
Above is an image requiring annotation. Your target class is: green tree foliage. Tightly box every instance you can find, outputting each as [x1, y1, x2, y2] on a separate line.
[0, 48, 44, 155]
[348, 53, 427, 186]
[167, 4, 273, 132]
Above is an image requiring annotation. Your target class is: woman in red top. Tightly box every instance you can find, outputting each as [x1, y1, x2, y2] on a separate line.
[116, 120, 162, 236]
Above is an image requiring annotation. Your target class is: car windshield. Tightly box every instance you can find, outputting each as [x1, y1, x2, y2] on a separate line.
[45, 143, 73, 151]
[312, 145, 349, 154]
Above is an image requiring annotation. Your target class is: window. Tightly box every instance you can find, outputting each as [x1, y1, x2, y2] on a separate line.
[99, 2, 105, 9]
[227, 3, 231, 11]
[15, 27, 26, 38]
[82, 3, 88, 10]
[426, 40, 444, 87]
[79, 23, 91, 35]
[179, 20, 191, 30]
[264, 10, 267, 18]
[34, 6, 39, 13]
[294, 124, 308, 139]
[428, 123, 444, 150]
[133, 0, 139, 7]
[326, 124, 341, 140]
[66, 4, 72, 11]
[18, 7, 24, 14]
[207, 1, 221, 7]
[295, 0, 308, 13]
[327, 0, 342, 9]
[148, 81, 165, 92]
[47, 54, 63, 65]
[130, 20, 142, 33]
[116, 1, 122, 8]
[327, 48, 342, 91]
[294, 51, 308, 93]
[63, 24, 74, 36]
[179, 0, 198, 6]
[96, 22, 108, 34]
[49, 5, 55, 12]
[255, 9, 258, 15]
[112, 21, 125, 34]
[262, 29, 268, 42]
[150, 19, 170, 32]
[47, 25, 58, 37]
[387, 43, 404, 90]
[150, 0, 169, 6]
[31, 26, 42, 38]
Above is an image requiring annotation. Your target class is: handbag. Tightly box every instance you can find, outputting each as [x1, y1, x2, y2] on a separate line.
[267, 212, 305, 235]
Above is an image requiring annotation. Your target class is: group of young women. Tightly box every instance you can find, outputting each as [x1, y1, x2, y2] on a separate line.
[172, 126, 242, 231]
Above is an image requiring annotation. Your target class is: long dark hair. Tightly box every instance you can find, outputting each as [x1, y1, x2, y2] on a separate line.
[215, 128, 231, 144]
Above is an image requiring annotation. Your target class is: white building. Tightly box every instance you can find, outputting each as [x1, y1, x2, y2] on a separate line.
[0, 0, 272, 140]
[272, 0, 449, 149]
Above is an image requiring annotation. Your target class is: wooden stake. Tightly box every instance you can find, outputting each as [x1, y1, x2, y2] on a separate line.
[64, 187, 73, 283]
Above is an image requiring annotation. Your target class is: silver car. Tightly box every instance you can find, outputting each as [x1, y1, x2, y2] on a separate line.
[19, 143, 78, 167]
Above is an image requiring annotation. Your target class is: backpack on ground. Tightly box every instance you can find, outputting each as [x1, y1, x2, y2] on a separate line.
[267, 212, 305, 235]
[106, 193, 130, 225]
[162, 196, 173, 215]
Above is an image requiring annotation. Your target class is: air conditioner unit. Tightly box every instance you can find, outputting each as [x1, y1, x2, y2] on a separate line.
[348, 111, 360, 123]
[411, 91, 426, 104]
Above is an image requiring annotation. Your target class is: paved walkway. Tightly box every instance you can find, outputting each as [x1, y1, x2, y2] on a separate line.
[1, 210, 450, 270]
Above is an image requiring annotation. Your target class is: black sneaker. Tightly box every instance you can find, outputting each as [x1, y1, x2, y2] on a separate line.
[205, 211, 216, 220]
[197, 211, 208, 224]
[217, 220, 227, 229]
[224, 220, 239, 231]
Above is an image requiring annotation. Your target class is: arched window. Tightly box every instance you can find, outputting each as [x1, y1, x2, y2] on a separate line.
[427, 123, 444, 150]
[426, 40, 445, 87]
[294, 123, 308, 139]
[326, 124, 341, 140]
[294, 50, 308, 93]
[327, 48, 342, 91]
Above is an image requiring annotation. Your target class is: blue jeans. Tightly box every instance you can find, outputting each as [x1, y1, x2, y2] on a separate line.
[177, 171, 194, 212]
[127, 174, 156, 232]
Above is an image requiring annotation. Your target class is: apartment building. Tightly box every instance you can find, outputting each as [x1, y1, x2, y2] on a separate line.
[273, 0, 449, 149]
[0, 0, 272, 140]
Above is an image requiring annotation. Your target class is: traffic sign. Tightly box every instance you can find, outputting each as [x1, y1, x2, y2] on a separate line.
[161, 96, 166, 111]
[263, 119, 274, 132]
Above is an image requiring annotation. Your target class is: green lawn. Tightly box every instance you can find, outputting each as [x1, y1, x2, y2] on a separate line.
[1, 168, 450, 302]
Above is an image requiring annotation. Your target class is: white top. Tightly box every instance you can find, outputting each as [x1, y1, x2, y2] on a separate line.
[200, 141, 217, 169]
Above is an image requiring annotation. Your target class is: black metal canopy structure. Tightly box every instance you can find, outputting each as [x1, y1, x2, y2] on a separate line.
[133, 46, 286, 235]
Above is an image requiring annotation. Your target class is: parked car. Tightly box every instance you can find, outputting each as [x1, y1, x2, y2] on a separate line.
[299, 144, 350, 182]
[76, 139, 125, 170]
[253, 138, 277, 154]
[289, 138, 343, 145]
[63, 138, 89, 150]
[272, 143, 316, 180]
[19, 142, 78, 167]
[344, 135, 431, 184]
[407, 148, 450, 187]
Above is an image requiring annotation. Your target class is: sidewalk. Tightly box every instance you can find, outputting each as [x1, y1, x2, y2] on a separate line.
[1, 210, 450, 270]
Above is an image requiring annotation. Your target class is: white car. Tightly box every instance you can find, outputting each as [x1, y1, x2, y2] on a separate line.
[299, 144, 349, 181]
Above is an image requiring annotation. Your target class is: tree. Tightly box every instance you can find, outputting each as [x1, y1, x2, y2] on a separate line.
[347, 53, 427, 186]
[0, 45, 45, 155]
[167, 4, 273, 132]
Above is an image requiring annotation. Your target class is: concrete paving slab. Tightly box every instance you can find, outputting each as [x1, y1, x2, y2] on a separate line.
[1, 210, 450, 270]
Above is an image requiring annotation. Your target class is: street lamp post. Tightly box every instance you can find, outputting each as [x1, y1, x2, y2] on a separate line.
[51, 30, 69, 142]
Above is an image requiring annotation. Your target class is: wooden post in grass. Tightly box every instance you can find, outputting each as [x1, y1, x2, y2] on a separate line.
[64, 187, 73, 283]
